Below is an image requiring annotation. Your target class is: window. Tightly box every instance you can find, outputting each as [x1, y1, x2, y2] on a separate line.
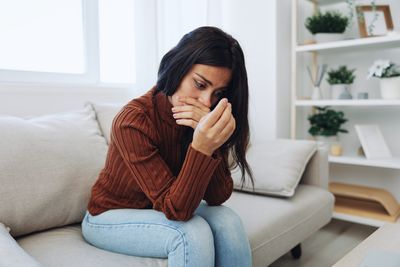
[0, 0, 85, 73]
[99, 0, 136, 84]
[0, 0, 138, 85]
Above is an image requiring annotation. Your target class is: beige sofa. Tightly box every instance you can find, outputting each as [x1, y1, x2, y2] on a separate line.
[0, 102, 334, 267]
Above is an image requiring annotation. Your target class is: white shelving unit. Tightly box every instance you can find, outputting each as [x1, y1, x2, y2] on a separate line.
[291, 0, 400, 226]
[295, 99, 400, 106]
[329, 155, 400, 169]
[296, 34, 400, 53]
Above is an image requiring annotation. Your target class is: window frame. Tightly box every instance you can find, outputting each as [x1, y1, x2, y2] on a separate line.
[0, 0, 156, 88]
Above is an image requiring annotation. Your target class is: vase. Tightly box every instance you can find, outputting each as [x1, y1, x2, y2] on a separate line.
[315, 135, 339, 152]
[379, 76, 400, 99]
[314, 33, 345, 43]
[311, 86, 323, 100]
[331, 84, 352, 99]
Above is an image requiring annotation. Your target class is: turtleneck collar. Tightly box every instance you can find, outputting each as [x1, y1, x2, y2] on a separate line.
[154, 89, 186, 130]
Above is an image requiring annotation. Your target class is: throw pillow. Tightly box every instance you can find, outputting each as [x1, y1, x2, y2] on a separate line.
[84, 102, 124, 144]
[0, 105, 108, 237]
[232, 139, 317, 197]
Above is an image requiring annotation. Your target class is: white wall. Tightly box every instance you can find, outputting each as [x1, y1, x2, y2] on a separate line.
[0, 83, 136, 117]
[0, 0, 291, 144]
[219, 0, 291, 142]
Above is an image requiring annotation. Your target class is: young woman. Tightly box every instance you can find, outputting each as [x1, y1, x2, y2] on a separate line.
[82, 26, 254, 267]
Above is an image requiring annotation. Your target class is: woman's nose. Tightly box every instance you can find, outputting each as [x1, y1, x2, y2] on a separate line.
[198, 93, 212, 108]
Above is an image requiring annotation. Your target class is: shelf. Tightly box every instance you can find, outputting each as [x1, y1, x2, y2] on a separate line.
[306, 0, 343, 6]
[329, 155, 400, 169]
[296, 34, 400, 53]
[295, 99, 400, 107]
[332, 212, 389, 227]
[330, 182, 400, 226]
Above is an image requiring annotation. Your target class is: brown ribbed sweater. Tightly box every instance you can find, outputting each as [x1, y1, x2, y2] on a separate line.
[87, 87, 233, 221]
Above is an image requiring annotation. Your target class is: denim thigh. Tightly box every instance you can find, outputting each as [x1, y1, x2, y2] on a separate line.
[81, 208, 214, 267]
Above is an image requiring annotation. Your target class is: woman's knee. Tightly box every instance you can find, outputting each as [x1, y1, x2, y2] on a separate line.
[174, 215, 214, 249]
[167, 215, 215, 267]
[199, 205, 245, 234]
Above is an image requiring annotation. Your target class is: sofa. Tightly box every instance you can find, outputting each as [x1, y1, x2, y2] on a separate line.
[0, 101, 334, 267]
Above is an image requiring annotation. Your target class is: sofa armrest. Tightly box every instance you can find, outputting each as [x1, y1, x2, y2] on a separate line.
[300, 141, 329, 189]
[0, 223, 42, 267]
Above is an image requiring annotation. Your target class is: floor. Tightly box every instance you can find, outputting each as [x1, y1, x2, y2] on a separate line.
[270, 219, 378, 267]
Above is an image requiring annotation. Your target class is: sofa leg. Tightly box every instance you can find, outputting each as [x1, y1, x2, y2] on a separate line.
[290, 243, 302, 259]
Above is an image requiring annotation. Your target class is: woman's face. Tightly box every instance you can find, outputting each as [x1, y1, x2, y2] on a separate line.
[169, 64, 232, 109]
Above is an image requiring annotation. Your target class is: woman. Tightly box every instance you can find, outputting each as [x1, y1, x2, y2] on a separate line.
[82, 26, 254, 267]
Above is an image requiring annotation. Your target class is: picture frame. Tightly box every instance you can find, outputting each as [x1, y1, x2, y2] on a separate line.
[356, 5, 394, 38]
[355, 124, 392, 159]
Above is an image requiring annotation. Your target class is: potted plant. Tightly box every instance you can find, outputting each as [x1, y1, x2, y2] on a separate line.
[305, 10, 349, 43]
[326, 65, 356, 99]
[367, 60, 400, 99]
[308, 107, 348, 152]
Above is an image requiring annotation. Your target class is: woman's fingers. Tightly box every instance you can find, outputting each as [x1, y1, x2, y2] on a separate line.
[172, 98, 210, 125]
[175, 119, 198, 129]
[210, 102, 232, 134]
[203, 98, 228, 128]
[178, 96, 210, 112]
[218, 116, 236, 142]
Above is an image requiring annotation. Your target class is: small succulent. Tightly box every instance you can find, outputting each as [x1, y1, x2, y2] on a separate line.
[308, 107, 348, 137]
[327, 66, 356, 85]
[305, 11, 349, 34]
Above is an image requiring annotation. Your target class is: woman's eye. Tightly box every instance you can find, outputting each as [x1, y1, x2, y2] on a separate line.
[194, 80, 206, 89]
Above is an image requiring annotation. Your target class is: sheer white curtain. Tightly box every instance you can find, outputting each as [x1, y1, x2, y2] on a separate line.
[155, 0, 222, 63]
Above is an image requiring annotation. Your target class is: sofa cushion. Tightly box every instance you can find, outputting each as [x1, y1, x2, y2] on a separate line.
[0, 105, 108, 237]
[84, 102, 124, 144]
[16, 186, 333, 267]
[225, 185, 334, 267]
[232, 139, 317, 197]
[17, 224, 167, 267]
[0, 222, 42, 267]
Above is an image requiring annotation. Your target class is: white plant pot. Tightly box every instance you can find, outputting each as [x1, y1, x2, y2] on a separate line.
[314, 33, 345, 43]
[330, 84, 352, 99]
[315, 135, 338, 150]
[379, 76, 400, 99]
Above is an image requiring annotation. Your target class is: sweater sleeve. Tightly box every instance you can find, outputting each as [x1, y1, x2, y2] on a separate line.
[111, 106, 221, 221]
[203, 154, 234, 206]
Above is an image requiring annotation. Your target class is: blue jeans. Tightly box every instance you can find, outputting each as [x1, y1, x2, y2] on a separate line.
[81, 201, 252, 267]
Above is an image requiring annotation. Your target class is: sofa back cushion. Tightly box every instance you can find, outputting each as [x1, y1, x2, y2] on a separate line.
[0, 105, 108, 237]
[232, 139, 317, 197]
[84, 102, 124, 144]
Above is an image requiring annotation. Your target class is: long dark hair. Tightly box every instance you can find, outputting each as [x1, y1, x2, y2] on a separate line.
[156, 26, 254, 189]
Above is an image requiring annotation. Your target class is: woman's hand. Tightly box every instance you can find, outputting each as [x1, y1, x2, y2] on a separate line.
[191, 98, 236, 156]
[172, 96, 210, 129]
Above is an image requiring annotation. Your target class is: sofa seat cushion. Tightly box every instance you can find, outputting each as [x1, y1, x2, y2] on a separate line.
[225, 184, 334, 267]
[17, 224, 167, 267]
[17, 185, 333, 267]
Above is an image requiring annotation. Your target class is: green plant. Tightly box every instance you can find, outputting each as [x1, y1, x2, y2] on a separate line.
[305, 11, 349, 34]
[308, 107, 348, 137]
[327, 65, 356, 85]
